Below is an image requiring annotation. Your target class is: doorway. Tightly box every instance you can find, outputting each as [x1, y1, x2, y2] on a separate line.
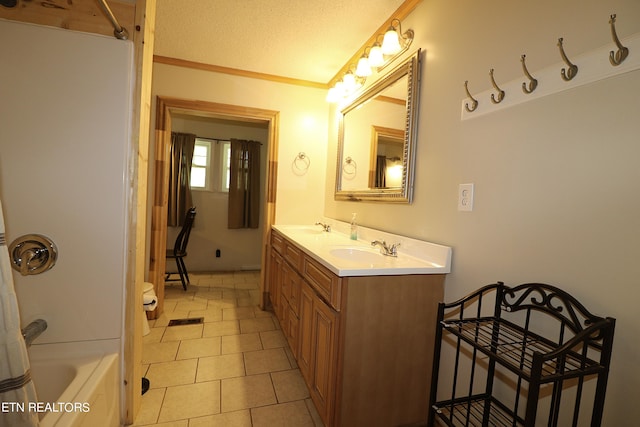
[150, 96, 279, 316]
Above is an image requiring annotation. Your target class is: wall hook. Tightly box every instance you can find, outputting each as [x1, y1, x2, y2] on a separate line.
[608, 14, 629, 66]
[489, 69, 505, 104]
[557, 38, 578, 81]
[463, 80, 478, 112]
[520, 55, 538, 94]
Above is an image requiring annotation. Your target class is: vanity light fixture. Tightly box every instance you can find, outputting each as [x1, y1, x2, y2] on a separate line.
[326, 17, 414, 103]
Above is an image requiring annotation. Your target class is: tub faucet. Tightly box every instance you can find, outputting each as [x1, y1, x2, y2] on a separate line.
[371, 240, 400, 257]
[315, 222, 331, 232]
[22, 319, 47, 347]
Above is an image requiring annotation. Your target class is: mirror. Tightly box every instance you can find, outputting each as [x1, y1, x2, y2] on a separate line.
[335, 49, 421, 203]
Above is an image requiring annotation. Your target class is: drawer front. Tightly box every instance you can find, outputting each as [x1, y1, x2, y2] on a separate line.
[303, 256, 342, 311]
[284, 242, 304, 271]
[288, 269, 301, 317]
[271, 231, 285, 255]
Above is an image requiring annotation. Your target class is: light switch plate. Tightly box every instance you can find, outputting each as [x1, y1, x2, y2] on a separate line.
[458, 183, 474, 211]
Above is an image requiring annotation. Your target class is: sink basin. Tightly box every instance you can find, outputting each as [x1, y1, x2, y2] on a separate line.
[329, 247, 391, 264]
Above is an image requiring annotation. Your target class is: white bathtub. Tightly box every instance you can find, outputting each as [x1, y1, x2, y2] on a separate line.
[28, 342, 120, 427]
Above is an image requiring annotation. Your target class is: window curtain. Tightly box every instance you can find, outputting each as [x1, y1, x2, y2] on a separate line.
[375, 155, 387, 188]
[168, 132, 196, 227]
[228, 139, 260, 229]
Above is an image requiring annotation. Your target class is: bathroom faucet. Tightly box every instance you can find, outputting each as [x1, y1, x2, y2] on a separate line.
[371, 240, 400, 257]
[315, 222, 331, 232]
[22, 319, 47, 347]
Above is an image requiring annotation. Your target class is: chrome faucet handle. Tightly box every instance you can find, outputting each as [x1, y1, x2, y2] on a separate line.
[315, 222, 331, 232]
[9, 234, 58, 276]
[389, 242, 401, 256]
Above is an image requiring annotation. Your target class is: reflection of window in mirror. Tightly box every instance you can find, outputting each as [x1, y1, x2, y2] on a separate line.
[368, 126, 404, 188]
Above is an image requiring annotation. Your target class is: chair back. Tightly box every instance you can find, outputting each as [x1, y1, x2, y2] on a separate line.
[173, 207, 196, 256]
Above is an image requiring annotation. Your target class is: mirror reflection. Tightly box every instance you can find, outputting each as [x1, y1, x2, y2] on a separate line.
[335, 50, 421, 203]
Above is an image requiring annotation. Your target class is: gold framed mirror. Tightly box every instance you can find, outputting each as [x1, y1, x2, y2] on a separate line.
[335, 49, 421, 203]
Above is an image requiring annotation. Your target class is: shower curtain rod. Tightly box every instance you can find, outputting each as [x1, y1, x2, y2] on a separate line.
[97, 0, 129, 40]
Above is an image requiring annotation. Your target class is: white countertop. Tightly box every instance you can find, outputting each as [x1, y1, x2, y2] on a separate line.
[272, 223, 452, 277]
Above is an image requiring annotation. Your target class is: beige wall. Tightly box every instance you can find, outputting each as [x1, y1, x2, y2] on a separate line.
[325, 0, 640, 424]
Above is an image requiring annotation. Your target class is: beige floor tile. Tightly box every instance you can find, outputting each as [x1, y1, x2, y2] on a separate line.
[188, 307, 223, 323]
[136, 420, 188, 427]
[240, 317, 277, 334]
[176, 336, 221, 359]
[132, 388, 165, 425]
[271, 369, 310, 403]
[143, 327, 165, 344]
[161, 324, 203, 342]
[158, 380, 221, 422]
[153, 310, 191, 328]
[195, 289, 224, 300]
[203, 320, 241, 337]
[223, 289, 251, 299]
[188, 410, 252, 427]
[142, 341, 179, 364]
[208, 298, 240, 309]
[174, 300, 208, 312]
[254, 307, 274, 318]
[260, 330, 287, 349]
[244, 348, 291, 376]
[223, 306, 257, 321]
[221, 374, 277, 412]
[305, 398, 324, 426]
[146, 359, 197, 388]
[235, 281, 260, 290]
[222, 333, 263, 354]
[197, 353, 246, 382]
[251, 400, 315, 427]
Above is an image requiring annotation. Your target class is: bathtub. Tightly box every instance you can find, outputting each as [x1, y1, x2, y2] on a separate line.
[28, 341, 120, 427]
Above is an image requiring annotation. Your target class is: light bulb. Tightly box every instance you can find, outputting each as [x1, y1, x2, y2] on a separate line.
[355, 56, 372, 77]
[368, 44, 384, 67]
[381, 27, 401, 55]
[342, 72, 356, 92]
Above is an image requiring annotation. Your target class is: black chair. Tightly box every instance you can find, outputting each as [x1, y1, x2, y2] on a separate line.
[165, 207, 196, 290]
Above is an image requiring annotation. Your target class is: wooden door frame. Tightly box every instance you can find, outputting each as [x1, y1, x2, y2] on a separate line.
[150, 96, 279, 315]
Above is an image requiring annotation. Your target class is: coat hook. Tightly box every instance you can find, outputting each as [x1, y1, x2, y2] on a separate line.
[557, 38, 578, 81]
[609, 14, 629, 66]
[489, 69, 505, 104]
[520, 55, 538, 94]
[463, 80, 478, 112]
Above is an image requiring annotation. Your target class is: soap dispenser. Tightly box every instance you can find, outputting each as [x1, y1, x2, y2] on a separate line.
[350, 213, 358, 240]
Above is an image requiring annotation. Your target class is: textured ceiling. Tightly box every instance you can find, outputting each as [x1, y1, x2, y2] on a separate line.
[153, 0, 407, 84]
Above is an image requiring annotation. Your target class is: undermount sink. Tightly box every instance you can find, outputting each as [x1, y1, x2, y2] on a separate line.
[329, 247, 395, 264]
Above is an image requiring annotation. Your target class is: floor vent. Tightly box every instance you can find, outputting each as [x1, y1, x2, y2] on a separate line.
[168, 317, 204, 326]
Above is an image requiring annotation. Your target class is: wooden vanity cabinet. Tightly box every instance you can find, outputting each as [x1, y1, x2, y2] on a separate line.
[268, 229, 445, 427]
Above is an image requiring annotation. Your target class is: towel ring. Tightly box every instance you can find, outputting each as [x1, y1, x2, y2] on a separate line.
[293, 152, 310, 171]
[342, 157, 357, 177]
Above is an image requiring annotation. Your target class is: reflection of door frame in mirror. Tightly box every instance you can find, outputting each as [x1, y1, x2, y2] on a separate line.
[368, 125, 405, 188]
[151, 96, 279, 316]
[335, 49, 421, 203]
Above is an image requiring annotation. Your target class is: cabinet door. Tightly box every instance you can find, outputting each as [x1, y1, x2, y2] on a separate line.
[268, 250, 283, 317]
[310, 292, 339, 426]
[298, 281, 315, 384]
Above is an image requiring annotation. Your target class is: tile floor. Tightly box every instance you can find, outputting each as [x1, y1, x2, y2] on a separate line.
[133, 271, 324, 427]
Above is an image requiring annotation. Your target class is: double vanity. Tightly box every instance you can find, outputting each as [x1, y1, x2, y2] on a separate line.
[266, 221, 451, 426]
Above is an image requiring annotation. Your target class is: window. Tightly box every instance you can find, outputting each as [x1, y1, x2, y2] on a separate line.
[190, 139, 211, 190]
[190, 138, 231, 192]
[220, 142, 231, 192]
